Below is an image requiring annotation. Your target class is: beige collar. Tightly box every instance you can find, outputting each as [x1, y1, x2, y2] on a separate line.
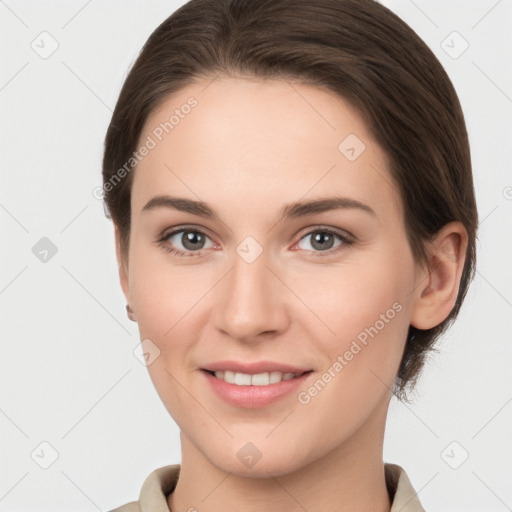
[111, 462, 425, 511]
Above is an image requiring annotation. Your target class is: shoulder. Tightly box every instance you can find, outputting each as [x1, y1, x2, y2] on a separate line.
[107, 464, 181, 512]
[108, 501, 140, 512]
[385, 463, 425, 512]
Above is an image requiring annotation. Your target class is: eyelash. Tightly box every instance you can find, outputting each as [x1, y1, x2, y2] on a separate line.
[156, 225, 355, 259]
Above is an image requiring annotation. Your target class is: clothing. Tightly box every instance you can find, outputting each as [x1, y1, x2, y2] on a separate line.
[109, 462, 424, 512]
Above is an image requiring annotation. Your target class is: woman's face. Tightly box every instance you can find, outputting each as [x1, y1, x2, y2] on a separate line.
[118, 77, 424, 476]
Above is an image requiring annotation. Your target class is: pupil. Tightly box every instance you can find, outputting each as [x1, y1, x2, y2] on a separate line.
[313, 232, 333, 250]
[184, 231, 203, 249]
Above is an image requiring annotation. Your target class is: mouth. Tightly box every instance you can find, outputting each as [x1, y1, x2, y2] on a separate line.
[201, 367, 315, 408]
[201, 369, 314, 386]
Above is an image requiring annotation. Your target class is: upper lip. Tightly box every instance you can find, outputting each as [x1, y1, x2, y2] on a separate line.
[202, 360, 313, 374]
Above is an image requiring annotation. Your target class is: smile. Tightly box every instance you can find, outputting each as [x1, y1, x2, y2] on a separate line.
[206, 369, 311, 386]
[201, 369, 315, 408]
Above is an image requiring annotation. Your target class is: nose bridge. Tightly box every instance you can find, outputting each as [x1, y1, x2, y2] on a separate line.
[213, 241, 287, 340]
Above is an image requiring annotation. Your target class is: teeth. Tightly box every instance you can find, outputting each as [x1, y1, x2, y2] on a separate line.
[213, 370, 303, 386]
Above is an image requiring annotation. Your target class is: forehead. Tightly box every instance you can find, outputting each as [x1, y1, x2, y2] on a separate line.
[131, 77, 400, 221]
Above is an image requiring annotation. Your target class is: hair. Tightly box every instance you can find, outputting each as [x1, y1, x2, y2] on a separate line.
[102, 0, 478, 400]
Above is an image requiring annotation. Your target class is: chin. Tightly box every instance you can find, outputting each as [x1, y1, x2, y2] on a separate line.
[213, 455, 303, 479]
[199, 438, 312, 479]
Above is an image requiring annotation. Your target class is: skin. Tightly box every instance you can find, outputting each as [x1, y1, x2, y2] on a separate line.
[115, 76, 468, 512]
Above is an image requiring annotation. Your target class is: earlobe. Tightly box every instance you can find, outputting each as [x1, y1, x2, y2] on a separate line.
[410, 222, 468, 330]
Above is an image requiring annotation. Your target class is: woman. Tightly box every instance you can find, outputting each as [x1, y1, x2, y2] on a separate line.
[103, 0, 478, 510]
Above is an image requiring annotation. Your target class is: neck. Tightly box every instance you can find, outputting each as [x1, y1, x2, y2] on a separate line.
[168, 401, 392, 512]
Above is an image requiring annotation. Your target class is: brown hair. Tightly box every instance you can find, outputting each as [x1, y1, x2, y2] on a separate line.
[102, 0, 478, 400]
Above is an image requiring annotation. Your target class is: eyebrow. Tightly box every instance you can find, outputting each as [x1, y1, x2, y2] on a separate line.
[141, 195, 376, 221]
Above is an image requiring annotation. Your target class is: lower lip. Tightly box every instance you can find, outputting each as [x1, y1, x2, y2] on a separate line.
[201, 370, 313, 408]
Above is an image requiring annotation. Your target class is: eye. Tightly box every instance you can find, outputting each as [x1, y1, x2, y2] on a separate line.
[158, 227, 215, 257]
[295, 228, 353, 256]
[157, 226, 354, 258]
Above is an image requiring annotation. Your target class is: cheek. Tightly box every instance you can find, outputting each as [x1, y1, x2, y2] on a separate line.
[127, 243, 223, 369]
[291, 265, 410, 440]
[128, 246, 179, 332]
[294, 253, 411, 385]
[295, 253, 408, 334]
[130, 272, 207, 348]
[127, 249, 207, 420]
[129, 228, 413, 357]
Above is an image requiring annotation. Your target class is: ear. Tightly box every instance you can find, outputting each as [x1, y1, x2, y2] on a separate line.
[410, 221, 468, 330]
[114, 224, 129, 301]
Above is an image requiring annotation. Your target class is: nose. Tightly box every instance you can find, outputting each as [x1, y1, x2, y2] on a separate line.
[212, 247, 290, 343]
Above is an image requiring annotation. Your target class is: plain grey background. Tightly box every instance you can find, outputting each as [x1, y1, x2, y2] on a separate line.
[1, 0, 511, 510]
